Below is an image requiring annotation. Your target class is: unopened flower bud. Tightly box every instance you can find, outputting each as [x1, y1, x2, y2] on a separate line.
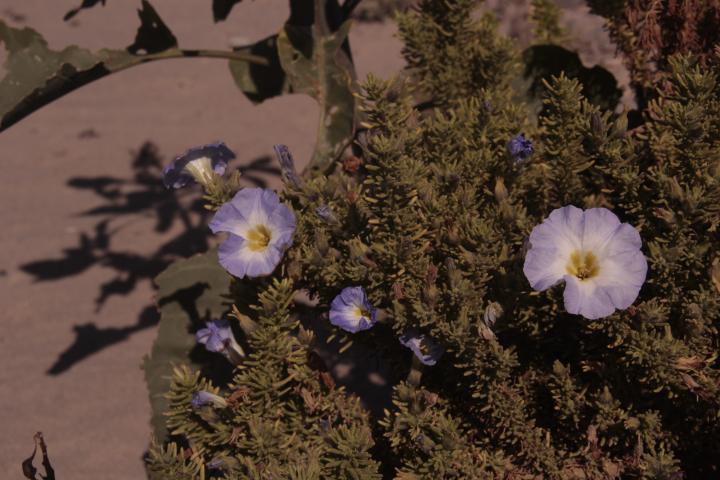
[711, 258, 720, 294]
[590, 112, 603, 135]
[507, 133, 534, 164]
[494, 177, 508, 203]
[316, 204, 337, 223]
[654, 208, 676, 226]
[273, 144, 302, 188]
[191, 390, 228, 409]
[483, 301, 503, 328]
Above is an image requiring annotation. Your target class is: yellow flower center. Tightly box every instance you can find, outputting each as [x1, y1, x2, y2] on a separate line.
[353, 306, 371, 319]
[566, 250, 600, 280]
[246, 224, 272, 252]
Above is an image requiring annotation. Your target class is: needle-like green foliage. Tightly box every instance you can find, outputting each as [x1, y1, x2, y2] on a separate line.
[3, 0, 718, 478]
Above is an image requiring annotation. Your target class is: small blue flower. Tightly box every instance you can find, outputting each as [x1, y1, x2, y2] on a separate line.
[209, 188, 296, 278]
[315, 204, 336, 223]
[163, 142, 235, 189]
[191, 390, 227, 409]
[523, 205, 647, 319]
[196, 319, 245, 361]
[329, 287, 377, 333]
[507, 134, 534, 163]
[399, 329, 444, 366]
[273, 144, 301, 188]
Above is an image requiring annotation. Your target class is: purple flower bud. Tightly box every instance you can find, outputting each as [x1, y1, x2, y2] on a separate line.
[191, 390, 228, 409]
[273, 144, 302, 188]
[316, 204, 337, 223]
[206, 458, 225, 470]
[399, 329, 444, 366]
[162, 142, 235, 189]
[507, 133, 534, 164]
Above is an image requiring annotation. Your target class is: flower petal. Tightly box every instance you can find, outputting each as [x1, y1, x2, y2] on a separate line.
[244, 245, 282, 277]
[230, 188, 279, 228]
[563, 276, 616, 320]
[209, 202, 249, 237]
[593, 249, 647, 309]
[524, 205, 584, 290]
[217, 234, 250, 278]
[581, 208, 621, 254]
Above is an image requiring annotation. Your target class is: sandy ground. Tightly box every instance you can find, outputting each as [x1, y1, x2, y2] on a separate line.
[0, 1, 622, 478]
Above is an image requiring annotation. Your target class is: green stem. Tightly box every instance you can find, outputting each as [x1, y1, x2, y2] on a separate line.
[1, 48, 270, 132]
[105, 48, 270, 73]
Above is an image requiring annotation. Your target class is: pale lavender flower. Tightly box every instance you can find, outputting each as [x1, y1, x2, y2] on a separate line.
[209, 188, 296, 278]
[329, 286, 377, 333]
[399, 329, 444, 366]
[523, 205, 647, 320]
[191, 390, 227, 409]
[507, 133, 534, 163]
[196, 319, 245, 361]
[163, 142, 235, 189]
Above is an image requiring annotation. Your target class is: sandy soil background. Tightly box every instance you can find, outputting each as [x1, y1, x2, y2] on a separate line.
[0, 1, 624, 478]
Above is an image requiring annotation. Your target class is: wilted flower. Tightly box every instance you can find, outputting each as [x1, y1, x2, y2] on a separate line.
[163, 142, 235, 189]
[523, 205, 647, 320]
[191, 390, 228, 409]
[507, 133, 534, 163]
[196, 319, 245, 362]
[329, 286, 377, 333]
[399, 329, 444, 366]
[209, 188, 296, 278]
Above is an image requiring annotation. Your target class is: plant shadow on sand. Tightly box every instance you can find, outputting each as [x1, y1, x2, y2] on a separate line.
[20, 141, 279, 375]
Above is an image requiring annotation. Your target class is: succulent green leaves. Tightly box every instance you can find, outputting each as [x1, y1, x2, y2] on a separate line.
[142, 249, 230, 441]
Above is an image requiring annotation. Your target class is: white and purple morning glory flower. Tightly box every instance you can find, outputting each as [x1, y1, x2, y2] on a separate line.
[399, 329, 444, 366]
[329, 286, 377, 333]
[209, 188, 296, 278]
[507, 133, 534, 163]
[163, 142, 235, 189]
[196, 319, 245, 361]
[191, 390, 228, 409]
[523, 205, 647, 320]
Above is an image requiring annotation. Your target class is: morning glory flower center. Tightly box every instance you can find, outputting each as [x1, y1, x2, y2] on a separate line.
[566, 250, 600, 280]
[353, 306, 371, 320]
[246, 224, 272, 252]
[183, 157, 214, 184]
